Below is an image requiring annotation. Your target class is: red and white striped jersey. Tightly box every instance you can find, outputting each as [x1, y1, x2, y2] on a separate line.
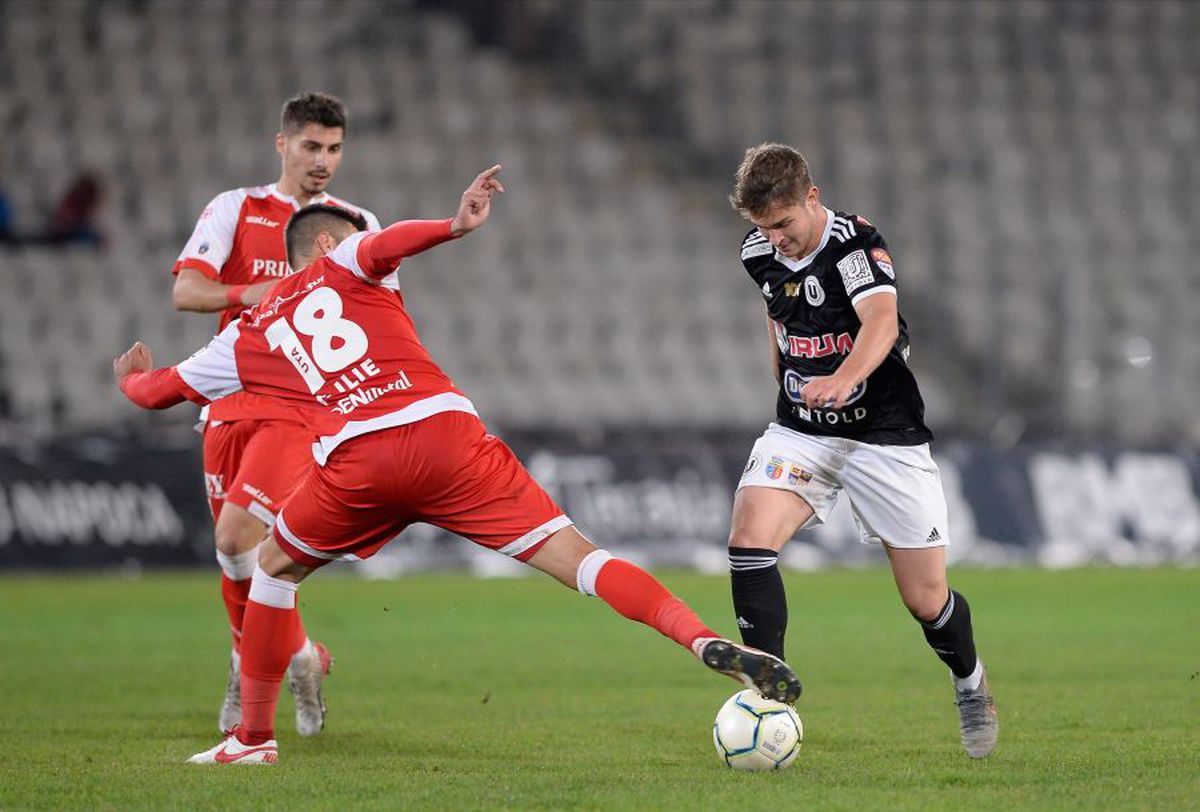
[173, 220, 475, 464]
[173, 183, 381, 424]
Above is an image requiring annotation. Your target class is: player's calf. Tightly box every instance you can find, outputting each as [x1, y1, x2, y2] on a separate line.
[728, 546, 788, 659]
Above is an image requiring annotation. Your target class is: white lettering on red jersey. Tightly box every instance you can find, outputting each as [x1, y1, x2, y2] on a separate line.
[173, 183, 381, 423]
[175, 224, 474, 465]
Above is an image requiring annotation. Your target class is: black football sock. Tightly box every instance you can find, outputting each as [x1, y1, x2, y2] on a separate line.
[918, 589, 978, 679]
[729, 546, 788, 660]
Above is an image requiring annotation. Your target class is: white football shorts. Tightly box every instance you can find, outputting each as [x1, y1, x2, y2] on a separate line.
[737, 422, 950, 549]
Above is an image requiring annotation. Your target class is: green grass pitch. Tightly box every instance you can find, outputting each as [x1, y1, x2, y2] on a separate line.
[1, 567, 1196, 811]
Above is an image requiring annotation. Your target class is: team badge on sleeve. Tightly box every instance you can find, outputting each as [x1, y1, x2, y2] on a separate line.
[870, 248, 895, 279]
[765, 456, 787, 480]
[836, 249, 874, 294]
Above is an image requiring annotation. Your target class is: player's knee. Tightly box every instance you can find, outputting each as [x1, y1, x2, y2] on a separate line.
[728, 527, 772, 550]
[214, 509, 269, 556]
[256, 538, 311, 581]
[903, 588, 948, 623]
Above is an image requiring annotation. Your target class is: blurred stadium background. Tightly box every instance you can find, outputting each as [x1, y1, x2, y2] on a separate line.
[0, 0, 1197, 573]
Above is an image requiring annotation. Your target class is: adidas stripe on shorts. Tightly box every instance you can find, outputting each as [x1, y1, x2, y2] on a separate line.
[738, 422, 950, 549]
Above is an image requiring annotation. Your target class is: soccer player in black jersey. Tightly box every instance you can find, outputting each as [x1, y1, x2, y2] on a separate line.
[726, 143, 998, 758]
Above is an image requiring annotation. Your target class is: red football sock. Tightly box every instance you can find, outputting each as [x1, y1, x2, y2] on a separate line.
[292, 612, 309, 656]
[237, 569, 304, 745]
[594, 559, 716, 651]
[220, 574, 250, 653]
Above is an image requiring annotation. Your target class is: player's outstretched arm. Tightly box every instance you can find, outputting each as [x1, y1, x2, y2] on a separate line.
[113, 341, 211, 410]
[351, 165, 505, 279]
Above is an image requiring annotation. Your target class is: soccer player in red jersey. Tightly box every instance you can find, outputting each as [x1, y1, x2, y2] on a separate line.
[170, 92, 380, 736]
[116, 166, 801, 765]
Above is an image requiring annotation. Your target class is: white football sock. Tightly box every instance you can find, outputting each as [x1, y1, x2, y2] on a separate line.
[216, 547, 258, 581]
[954, 659, 984, 693]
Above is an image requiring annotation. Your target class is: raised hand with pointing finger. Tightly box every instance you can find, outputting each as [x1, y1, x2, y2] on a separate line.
[450, 164, 504, 237]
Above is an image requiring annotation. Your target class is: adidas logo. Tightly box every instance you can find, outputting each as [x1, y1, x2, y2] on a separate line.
[736, 616, 753, 630]
[926, 527, 942, 543]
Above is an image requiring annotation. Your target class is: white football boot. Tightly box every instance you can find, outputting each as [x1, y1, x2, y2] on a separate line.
[955, 668, 999, 758]
[287, 640, 332, 736]
[188, 728, 277, 765]
[218, 650, 241, 732]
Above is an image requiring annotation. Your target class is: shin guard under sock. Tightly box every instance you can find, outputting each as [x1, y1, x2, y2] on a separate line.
[238, 567, 301, 744]
[919, 589, 978, 679]
[728, 546, 787, 659]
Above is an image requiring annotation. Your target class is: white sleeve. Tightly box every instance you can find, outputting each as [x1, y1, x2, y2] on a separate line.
[173, 189, 244, 278]
[324, 231, 378, 284]
[176, 321, 244, 400]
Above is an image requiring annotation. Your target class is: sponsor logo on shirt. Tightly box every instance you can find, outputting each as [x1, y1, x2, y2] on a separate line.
[781, 331, 854, 359]
[244, 215, 281, 228]
[783, 369, 867, 407]
[252, 258, 292, 277]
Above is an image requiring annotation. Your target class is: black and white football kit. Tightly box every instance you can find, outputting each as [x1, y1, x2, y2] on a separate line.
[736, 207, 949, 550]
[728, 204, 995, 757]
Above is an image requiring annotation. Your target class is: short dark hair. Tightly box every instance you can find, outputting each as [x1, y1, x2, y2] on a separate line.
[729, 143, 814, 217]
[285, 204, 368, 268]
[280, 92, 348, 135]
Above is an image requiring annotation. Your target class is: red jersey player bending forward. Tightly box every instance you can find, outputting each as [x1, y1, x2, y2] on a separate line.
[172, 93, 379, 737]
[115, 165, 802, 765]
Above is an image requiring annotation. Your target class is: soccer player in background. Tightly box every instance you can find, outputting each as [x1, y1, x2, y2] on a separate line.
[115, 165, 802, 765]
[725, 143, 998, 758]
[170, 92, 380, 736]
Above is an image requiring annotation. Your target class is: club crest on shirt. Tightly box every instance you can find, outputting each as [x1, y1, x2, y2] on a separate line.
[804, 275, 825, 306]
[765, 456, 787, 480]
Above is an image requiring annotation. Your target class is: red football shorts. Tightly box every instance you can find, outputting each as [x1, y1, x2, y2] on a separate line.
[202, 419, 314, 524]
[272, 411, 571, 568]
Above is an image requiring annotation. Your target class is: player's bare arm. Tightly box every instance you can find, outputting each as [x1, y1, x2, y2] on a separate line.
[798, 292, 899, 409]
[172, 268, 276, 312]
[449, 164, 504, 237]
[765, 307, 782, 385]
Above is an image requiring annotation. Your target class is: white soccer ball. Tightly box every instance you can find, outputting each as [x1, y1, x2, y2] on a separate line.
[712, 689, 803, 771]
